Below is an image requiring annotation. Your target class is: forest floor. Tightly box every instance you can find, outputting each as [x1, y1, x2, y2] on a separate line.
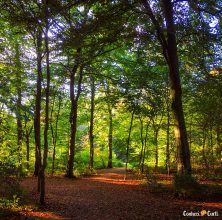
[3, 168, 222, 219]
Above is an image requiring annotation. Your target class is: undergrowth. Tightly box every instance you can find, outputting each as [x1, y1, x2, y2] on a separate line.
[173, 173, 202, 199]
[0, 161, 25, 218]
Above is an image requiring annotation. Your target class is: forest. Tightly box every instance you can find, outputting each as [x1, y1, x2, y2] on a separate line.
[0, 0, 222, 219]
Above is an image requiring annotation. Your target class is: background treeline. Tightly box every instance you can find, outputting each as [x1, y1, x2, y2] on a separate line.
[0, 0, 222, 204]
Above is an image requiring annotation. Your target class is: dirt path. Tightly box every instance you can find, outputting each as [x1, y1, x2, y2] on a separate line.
[17, 168, 222, 219]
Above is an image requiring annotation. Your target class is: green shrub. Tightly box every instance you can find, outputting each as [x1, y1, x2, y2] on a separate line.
[173, 173, 202, 198]
[0, 161, 24, 200]
[0, 161, 17, 176]
[0, 195, 20, 218]
[0, 195, 19, 209]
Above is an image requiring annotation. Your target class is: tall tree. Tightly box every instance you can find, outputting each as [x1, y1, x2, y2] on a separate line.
[162, 0, 191, 174]
[15, 40, 23, 173]
[39, 0, 51, 205]
[106, 82, 113, 169]
[125, 110, 135, 180]
[33, 27, 43, 180]
[89, 74, 95, 170]
[66, 56, 84, 178]
[141, 0, 191, 174]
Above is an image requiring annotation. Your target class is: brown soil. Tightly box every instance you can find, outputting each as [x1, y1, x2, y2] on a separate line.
[7, 168, 222, 219]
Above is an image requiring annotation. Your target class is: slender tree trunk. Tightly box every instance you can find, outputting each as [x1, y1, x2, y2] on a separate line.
[151, 116, 163, 170]
[139, 117, 144, 170]
[89, 75, 95, 170]
[24, 118, 33, 170]
[34, 29, 42, 188]
[209, 126, 215, 170]
[66, 100, 77, 178]
[202, 131, 209, 171]
[154, 129, 159, 170]
[15, 41, 23, 174]
[162, 0, 191, 174]
[107, 103, 113, 168]
[166, 108, 170, 175]
[66, 59, 83, 178]
[165, 77, 170, 175]
[25, 127, 30, 170]
[216, 123, 222, 168]
[124, 111, 134, 180]
[40, 2, 50, 205]
[104, 82, 113, 169]
[51, 95, 61, 175]
[141, 120, 149, 173]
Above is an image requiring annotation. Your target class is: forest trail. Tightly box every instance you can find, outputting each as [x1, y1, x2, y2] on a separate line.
[16, 168, 222, 219]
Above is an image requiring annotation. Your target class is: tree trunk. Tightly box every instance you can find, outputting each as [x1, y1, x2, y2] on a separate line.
[66, 59, 83, 178]
[162, 0, 191, 174]
[151, 116, 163, 171]
[142, 0, 191, 174]
[51, 95, 62, 175]
[34, 29, 42, 185]
[15, 41, 23, 174]
[202, 131, 209, 171]
[40, 2, 50, 205]
[89, 75, 95, 170]
[216, 123, 222, 168]
[25, 127, 30, 170]
[141, 120, 150, 173]
[107, 103, 113, 169]
[66, 100, 77, 178]
[209, 126, 215, 171]
[24, 118, 32, 170]
[166, 108, 170, 175]
[124, 111, 134, 180]
[154, 129, 159, 170]
[139, 117, 144, 170]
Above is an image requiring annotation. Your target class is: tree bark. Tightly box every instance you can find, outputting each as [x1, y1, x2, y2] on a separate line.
[40, 1, 50, 205]
[216, 123, 222, 168]
[142, 0, 191, 174]
[24, 117, 33, 170]
[15, 41, 23, 174]
[166, 106, 170, 175]
[140, 119, 150, 173]
[124, 111, 134, 180]
[154, 129, 159, 169]
[34, 28, 43, 183]
[202, 131, 209, 171]
[139, 117, 144, 169]
[162, 0, 191, 174]
[51, 94, 62, 175]
[107, 102, 113, 168]
[104, 81, 113, 169]
[89, 75, 95, 170]
[66, 53, 83, 178]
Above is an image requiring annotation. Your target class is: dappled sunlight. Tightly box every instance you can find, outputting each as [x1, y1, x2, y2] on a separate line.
[19, 210, 62, 219]
[83, 176, 142, 185]
[18, 169, 222, 220]
[198, 202, 222, 210]
[177, 200, 222, 210]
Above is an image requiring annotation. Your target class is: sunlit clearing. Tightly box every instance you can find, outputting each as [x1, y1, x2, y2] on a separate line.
[84, 176, 141, 186]
[19, 210, 62, 219]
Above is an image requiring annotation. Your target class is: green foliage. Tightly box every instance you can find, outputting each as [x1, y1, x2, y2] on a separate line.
[173, 173, 202, 198]
[0, 161, 17, 177]
[0, 161, 24, 204]
[0, 0, 221, 186]
[0, 195, 20, 210]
